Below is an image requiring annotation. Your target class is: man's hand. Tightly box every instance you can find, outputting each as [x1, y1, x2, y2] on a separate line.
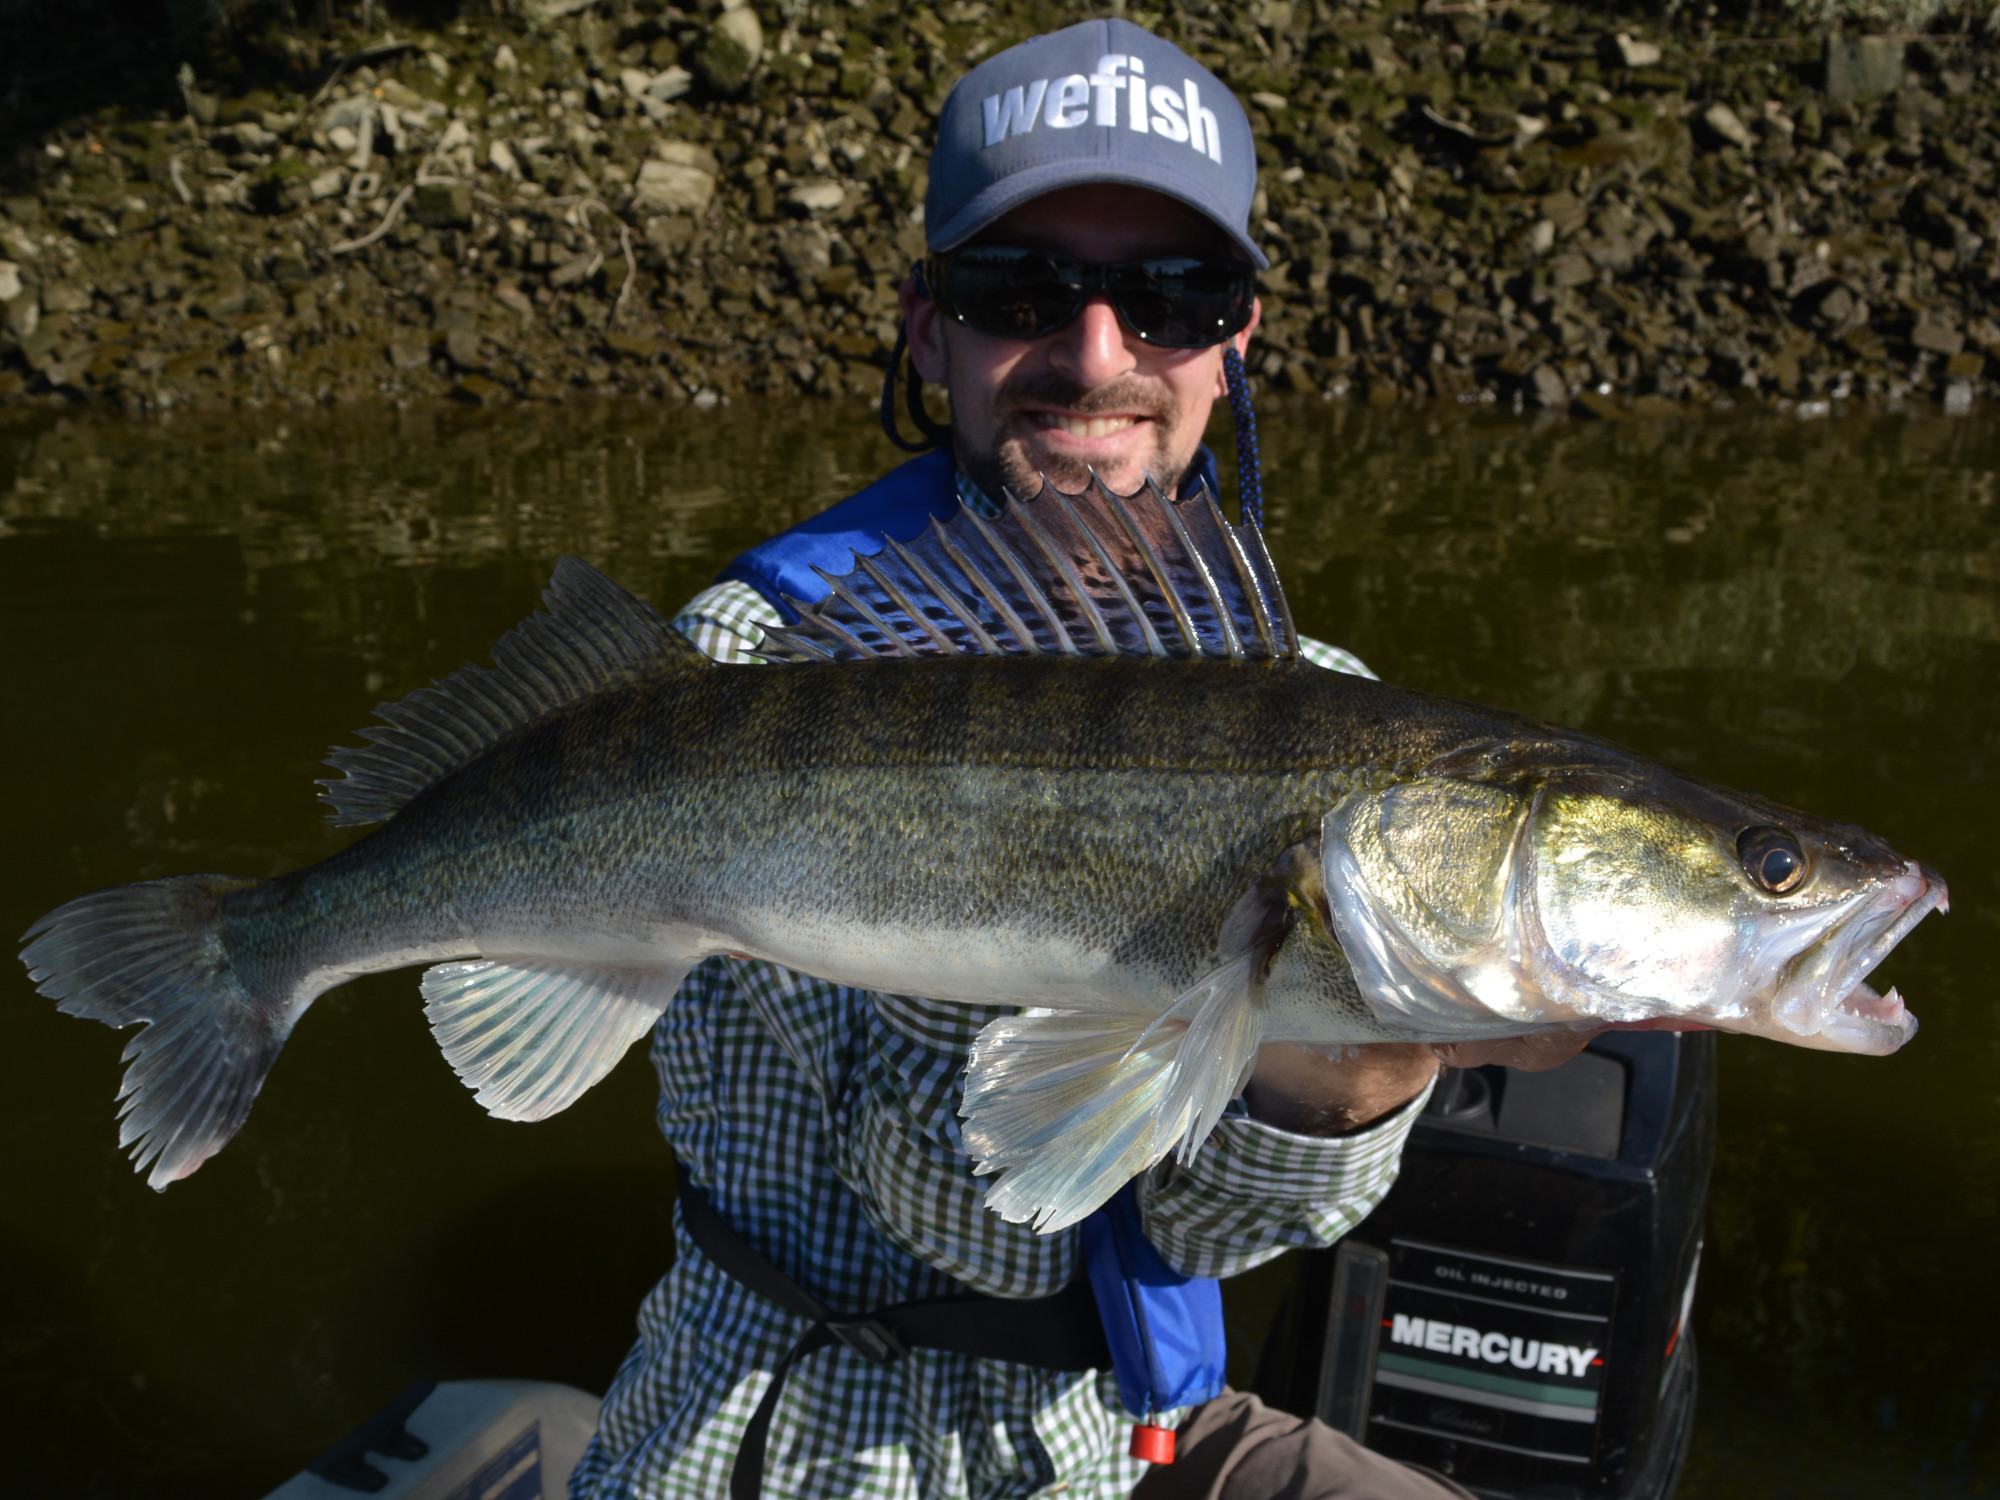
[1243, 1030, 1601, 1137]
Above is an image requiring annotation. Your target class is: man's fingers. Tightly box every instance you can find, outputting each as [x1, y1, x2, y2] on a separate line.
[1431, 1030, 1602, 1073]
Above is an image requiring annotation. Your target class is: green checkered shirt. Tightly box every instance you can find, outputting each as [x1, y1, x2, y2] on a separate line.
[568, 482, 1410, 1500]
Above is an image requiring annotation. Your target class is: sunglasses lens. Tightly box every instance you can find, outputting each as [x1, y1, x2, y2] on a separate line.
[1108, 258, 1253, 348]
[945, 250, 1085, 340]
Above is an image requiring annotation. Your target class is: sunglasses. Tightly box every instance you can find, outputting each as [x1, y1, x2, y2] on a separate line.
[925, 247, 1256, 350]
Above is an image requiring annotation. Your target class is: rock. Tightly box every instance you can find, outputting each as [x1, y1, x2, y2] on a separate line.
[1602, 32, 1662, 69]
[788, 181, 845, 216]
[445, 326, 486, 370]
[1528, 219, 1556, 255]
[1946, 350, 1985, 381]
[1912, 313, 1965, 356]
[1550, 252, 1592, 287]
[634, 159, 716, 215]
[308, 168, 346, 201]
[1944, 381, 1975, 415]
[455, 371, 505, 403]
[0, 261, 19, 302]
[1701, 103, 1756, 151]
[602, 331, 663, 361]
[697, 6, 764, 94]
[550, 251, 599, 288]
[1573, 389, 1625, 420]
[387, 336, 431, 371]
[653, 139, 721, 174]
[644, 214, 696, 260]
[489, 140, 522, 178]
[41, 282, 89, 314]
[493, 44, 518, 72]
[1825, 36, 1904, 102]
[645, 67, 694, 103]
[413, 183, 473, 229]
[6, 292, 38, 339]
[1528, 364, 1568, 408]
[495, 284, 535, 317]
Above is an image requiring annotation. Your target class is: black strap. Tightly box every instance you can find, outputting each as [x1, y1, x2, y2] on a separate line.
[678, 1182, 1110, 1500]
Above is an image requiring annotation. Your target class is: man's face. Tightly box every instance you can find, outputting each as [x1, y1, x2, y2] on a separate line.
[901, 184, 1261, 504]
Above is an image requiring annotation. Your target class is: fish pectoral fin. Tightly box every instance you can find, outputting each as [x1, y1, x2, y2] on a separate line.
[961, 911, 1287, 1234]
[421, 958, 685, 1122]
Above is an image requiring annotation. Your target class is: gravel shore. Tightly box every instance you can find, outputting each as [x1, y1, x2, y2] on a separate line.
[1, 0, 1996, 415]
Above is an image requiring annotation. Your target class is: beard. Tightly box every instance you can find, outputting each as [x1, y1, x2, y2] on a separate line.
[952, 367, 1190, 506]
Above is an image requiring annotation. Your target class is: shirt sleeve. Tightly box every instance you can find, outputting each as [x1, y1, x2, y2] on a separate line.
[1297, 632, 1377, 679]
[1134, 1077, 1433, 1280]
[671, 580, 784, 664]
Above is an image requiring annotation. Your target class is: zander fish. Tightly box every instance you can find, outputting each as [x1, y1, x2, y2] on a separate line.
[19, 480, 1947, 1232]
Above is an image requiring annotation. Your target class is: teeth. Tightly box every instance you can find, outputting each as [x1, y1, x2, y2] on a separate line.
[1046, 415, 1136, 439]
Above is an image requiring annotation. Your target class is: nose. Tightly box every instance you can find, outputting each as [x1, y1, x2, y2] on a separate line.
[1044, 295, 1137, 388]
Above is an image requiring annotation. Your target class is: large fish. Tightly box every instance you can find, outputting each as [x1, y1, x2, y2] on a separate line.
[19, 480, 1946, 1232]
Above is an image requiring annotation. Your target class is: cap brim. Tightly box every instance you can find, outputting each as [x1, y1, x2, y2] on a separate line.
[927, 156, 1270, 272]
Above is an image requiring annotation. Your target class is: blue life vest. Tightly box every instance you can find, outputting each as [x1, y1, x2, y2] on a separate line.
[717, 450, 1232, 1420]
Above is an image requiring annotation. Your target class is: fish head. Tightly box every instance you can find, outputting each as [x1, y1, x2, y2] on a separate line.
[1321, 735, 1947, 1056]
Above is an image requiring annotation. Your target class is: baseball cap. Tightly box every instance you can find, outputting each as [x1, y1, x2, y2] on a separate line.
[924, 18, 1268, 271]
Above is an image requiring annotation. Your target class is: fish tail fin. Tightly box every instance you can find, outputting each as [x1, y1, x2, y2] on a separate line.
[960, 953, 1266, 1234]
[19, 874, 303, 1190]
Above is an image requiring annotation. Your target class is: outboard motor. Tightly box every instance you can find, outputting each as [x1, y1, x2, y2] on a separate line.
[1253, 1031, 1714, 1500]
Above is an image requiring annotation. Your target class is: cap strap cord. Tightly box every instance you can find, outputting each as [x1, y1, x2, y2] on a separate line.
[1222, 345, 1263, 530]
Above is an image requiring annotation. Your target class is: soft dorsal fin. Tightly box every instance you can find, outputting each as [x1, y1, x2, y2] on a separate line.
[319, 556, 701, 826]
[755, 474, 1297, 663]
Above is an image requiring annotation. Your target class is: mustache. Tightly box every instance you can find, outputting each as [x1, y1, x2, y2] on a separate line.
[993, 370, 1179, 424]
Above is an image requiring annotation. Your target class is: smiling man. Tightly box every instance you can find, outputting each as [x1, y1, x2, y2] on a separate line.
[568, 20, 1578, 1500]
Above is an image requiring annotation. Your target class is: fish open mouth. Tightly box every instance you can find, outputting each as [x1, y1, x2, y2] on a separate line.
[1777, 861, 1948, 1054]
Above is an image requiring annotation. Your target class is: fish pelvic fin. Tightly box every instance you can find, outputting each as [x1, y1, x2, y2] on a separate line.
[421, 959, 685, 1121]
[961, 951, 1267, 1234]
[320, 556, 704, 827]
[19, 874, 304, 1190]
[757, 473, 1296, 664]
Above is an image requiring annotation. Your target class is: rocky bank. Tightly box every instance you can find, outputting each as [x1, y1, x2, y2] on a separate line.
[1, 0, 1998, 416]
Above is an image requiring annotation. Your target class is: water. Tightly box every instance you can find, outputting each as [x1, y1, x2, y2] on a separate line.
[2, 399, 1996, 1495]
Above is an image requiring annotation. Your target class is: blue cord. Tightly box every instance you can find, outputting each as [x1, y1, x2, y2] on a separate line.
[1222, 346, 1263, 530]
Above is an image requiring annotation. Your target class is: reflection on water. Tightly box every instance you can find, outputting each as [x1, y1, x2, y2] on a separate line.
[2, 401, 1996, 1495]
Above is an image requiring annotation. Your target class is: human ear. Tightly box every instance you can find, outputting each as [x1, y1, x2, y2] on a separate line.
[1211, 295, 1264, 398]
[900, 275, 951, 384]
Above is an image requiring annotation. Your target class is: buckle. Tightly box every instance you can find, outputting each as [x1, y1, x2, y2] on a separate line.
[824, 1316, 909, 1364]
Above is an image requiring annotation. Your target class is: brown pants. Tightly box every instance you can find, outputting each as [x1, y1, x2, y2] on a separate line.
[1129, 1390, 1476, 1500]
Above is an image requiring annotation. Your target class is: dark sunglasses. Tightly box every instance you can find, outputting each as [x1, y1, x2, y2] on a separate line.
[924, 247, 1256, 350]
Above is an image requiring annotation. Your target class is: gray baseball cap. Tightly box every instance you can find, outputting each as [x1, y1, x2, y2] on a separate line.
[925, 18, 1267, 271]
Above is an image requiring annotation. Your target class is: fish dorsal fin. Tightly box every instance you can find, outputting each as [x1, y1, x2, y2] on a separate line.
[319, 556, 701, 826]
[756, 473, 1297, 663]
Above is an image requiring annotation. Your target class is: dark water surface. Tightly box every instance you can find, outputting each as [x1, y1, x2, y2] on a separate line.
[2, 399, 1996, 1496]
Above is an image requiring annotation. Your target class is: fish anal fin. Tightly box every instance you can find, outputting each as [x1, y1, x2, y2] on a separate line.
[320, 557, 703, 826]
[758, 473, 1298, 664]
[421, 958, 685, 1121]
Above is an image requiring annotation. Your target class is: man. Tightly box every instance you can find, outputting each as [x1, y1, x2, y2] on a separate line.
[569, 20, 1584, 1500]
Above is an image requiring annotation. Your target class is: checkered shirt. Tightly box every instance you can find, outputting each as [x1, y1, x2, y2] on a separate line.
[567, 482, 1409, 1500]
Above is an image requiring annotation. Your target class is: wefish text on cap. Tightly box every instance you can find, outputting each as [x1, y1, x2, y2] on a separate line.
[979, 54, 1225, 165]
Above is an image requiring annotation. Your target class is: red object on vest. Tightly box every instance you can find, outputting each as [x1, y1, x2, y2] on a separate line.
[1129, 1422, 1177, 1465]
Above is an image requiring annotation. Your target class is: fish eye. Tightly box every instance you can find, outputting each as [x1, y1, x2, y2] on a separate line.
[1737, 825, 1806, 894]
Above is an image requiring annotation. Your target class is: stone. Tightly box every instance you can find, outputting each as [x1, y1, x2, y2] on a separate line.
[387, 336, 431, 371]
[1528, 364, 1568, 407]
[455, 371, 505, 403]
[1602, 32, 1662, 69]
[602, 331, 663, 361]
[1574, 389, 1625, 420]
[645, 67, 694, 103]
[1945, 350, 1985, 380]
[308, 168, 346, 201]
[1701, 103, 1756, 151]
[6, 293, 38, 339]
[653, 139, 721, 174]
[1944, 381, 1975, 415]
[41, 282, 89, 314]
[495, 283, 535, 317]
[550, 252, 599, 288]
[644, 214, 697, 260]
[1911, 314, 1964, 356]
[788, 181, 846, 216]
[634, 159, 716, 214]
[445, 326, 486, 370]
[1550, 252, 1593, 288]
[413, 183, 474, 229]
[0, 261, 18, 302]
[698, 6, 765, 93]
[1825, 36, 1904, 102]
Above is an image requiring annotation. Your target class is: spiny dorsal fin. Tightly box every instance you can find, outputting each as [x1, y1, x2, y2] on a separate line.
[756, 474, 1297, 664]
[319, 556, 701, 826]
